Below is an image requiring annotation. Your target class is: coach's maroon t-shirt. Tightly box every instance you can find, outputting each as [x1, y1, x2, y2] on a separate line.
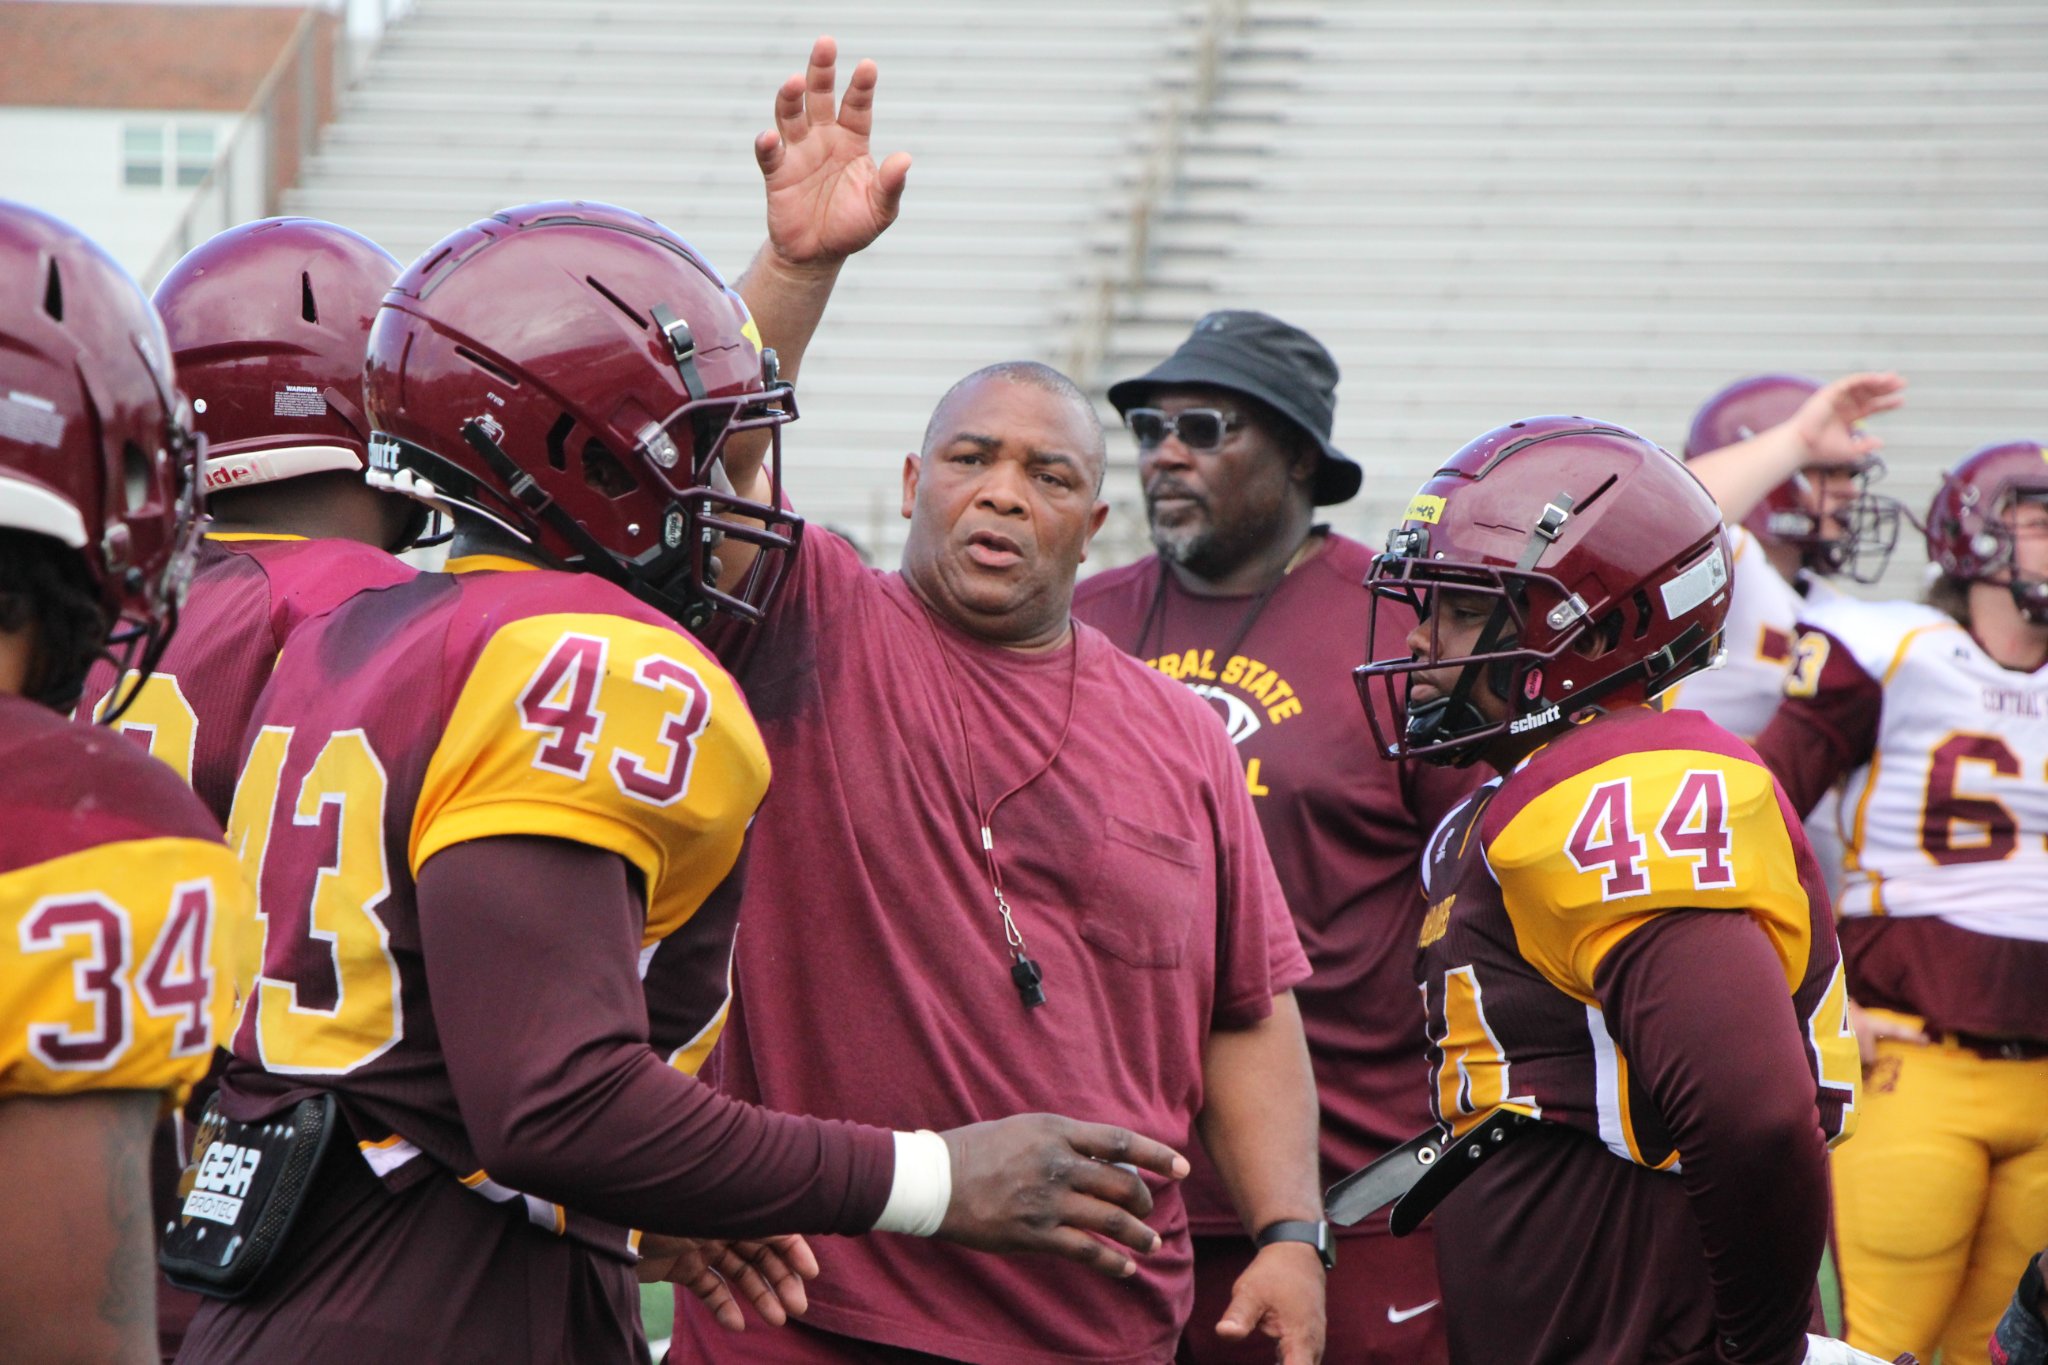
[1074, 534, 1480, 1233]
[706, 529, 1309, 1365]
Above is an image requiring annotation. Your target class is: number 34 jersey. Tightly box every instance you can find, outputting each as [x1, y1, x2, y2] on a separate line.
[1, 694, 244, 1106]
[1417, 706, 1858, 1165]
[217, 559, 768, 1247]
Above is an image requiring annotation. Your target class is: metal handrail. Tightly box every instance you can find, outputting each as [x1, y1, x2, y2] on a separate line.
[1064, 0, 1246, 387]
[140, 0, 417, 287]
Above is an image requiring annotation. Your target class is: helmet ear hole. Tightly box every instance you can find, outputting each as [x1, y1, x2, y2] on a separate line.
[43, 260, 63, 320]
[545, 413, 574, 472]
[1573, 611, 1624, 661]
[581, 438, 638, 500]
[1630, 590, 1655, 640]
[121, 442, 154, 514]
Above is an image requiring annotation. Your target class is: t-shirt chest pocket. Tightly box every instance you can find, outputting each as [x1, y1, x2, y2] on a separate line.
[1080, 815, 1203, 969]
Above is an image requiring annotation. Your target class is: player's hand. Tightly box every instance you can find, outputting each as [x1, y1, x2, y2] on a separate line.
[936, 1114, 1189, 1279]
[1803, 1333, 1918, 1363]
[1213, 1242, 1327, 1364]
[756, 35, 911, 270]
[1847, 999, 1928, 1070]
[636, 1233, 819, 1331]
[1786, 372, 1906, 471]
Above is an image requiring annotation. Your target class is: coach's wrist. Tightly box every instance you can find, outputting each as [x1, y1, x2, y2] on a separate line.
[872, 1129, 951, 1236]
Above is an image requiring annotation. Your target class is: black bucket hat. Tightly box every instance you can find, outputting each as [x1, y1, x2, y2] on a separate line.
[1106, 309, 1362, 506]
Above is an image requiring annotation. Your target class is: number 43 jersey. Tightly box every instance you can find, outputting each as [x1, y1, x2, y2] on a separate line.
[1416, 705, 1858, 1167]
[216, 559, 768, 1252]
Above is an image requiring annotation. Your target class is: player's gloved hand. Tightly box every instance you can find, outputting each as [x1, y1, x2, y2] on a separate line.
[937, 1114, 1189, 1280]
[636, 1233, 818, 1331]
[1803, 1335, 1919, 1364]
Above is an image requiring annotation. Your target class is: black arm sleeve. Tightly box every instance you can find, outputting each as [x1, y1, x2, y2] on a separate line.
[1594, 910, 1827, 1365]
[416, 834, 896, 1238]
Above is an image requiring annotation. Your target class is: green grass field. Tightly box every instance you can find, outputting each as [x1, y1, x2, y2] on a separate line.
[638, 1249, 1852, 1350]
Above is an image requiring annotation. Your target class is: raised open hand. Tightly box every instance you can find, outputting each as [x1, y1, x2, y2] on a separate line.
[756, 35, 912, 269]
[1788, 371, 1906, 471]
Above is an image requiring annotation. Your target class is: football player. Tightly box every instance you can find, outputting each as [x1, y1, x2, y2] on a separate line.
[1994, 1251, 2048, 1364]
[1352, 417, 1891, 1365]
[64, 217, 420, 1363]
[172, 202, 1187, 1365]
[76, 217, 423, 811]
[0, 200, 242, 1363]
[1670, 369, 1908, 736]
[1754, 441, 2048, 1365]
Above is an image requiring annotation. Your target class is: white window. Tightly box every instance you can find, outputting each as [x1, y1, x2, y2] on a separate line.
[175, 127, 215, 188]
[123, 124, 165, 188]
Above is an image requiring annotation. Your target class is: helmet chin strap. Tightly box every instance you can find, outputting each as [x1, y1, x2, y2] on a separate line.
[1406, 494, 1576, 765]
[459, 419, 710, 629]
[2010, 576, 2048, 624]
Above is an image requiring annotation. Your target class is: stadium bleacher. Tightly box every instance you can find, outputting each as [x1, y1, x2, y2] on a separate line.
[290, 0, 2048, 585]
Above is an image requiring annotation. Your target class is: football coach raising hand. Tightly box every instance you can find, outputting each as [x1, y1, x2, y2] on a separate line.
[688, 49, 1324, 1362]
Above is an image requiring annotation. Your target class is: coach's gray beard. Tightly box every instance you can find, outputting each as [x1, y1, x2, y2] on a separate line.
[1151, 513, 1262, 583]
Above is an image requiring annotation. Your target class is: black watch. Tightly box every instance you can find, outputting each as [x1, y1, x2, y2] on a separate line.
[1254, 1219, 1335, 1271]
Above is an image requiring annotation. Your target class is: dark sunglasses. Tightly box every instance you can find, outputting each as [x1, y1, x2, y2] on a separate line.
[1125, 407, 1242, 452]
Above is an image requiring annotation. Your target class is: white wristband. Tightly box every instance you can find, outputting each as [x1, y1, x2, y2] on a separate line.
[873, 1129, 953, 1237]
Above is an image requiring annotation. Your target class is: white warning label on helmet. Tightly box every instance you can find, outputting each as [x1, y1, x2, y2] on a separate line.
[1659, 546, 1730, 619]
[0, 391, 65, 448]
[274, 385, 328, 418]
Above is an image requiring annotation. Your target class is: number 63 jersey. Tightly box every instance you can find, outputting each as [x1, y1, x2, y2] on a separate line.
[1416, 706, 1858, 1167]
[1773, 595, 2048, 1040]
[215, 559, 768, 1254]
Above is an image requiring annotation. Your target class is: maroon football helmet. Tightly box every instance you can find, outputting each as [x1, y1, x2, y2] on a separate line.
[156, 217, 399, 496]
[364, 201, 800, 629]
[1925, 440, 2048, 623]
[0, 199, 202, 711]
[1684, 372, 1899, 583]
[1356, 417, 1732, 767]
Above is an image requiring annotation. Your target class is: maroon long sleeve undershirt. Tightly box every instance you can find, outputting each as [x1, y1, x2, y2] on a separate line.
[1593, 910, 1830, 1365]
[416, 834, 896, 1239]
[1751, 628, 1882, 819]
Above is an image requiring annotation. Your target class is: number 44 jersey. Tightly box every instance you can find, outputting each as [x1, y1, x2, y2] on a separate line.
[215, 558, 768, 1256]
[1417, 704, 1859, 1164]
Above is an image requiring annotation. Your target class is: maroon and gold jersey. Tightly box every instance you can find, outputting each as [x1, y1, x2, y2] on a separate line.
[213, 555, 766, 1258]
[77, 534, 414, 823]
[1417, 706, 1856, 1360]
[0, 693, 243, 1106]
[1419, 705, 1858, 1161]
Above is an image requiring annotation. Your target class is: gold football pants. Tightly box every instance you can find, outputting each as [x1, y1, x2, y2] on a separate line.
[1834, 1017, 2048, 1365]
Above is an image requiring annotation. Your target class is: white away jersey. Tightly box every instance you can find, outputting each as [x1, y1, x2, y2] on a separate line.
[1804, 594, 2048, 941]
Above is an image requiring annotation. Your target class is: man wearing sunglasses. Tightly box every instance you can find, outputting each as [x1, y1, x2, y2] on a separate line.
[1074, 311, 1481, 1365]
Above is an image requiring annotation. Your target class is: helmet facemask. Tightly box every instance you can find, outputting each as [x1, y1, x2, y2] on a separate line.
[1941, 483, 2048, 625]
[1771, 458, 1902, 584]
[95, 359, 206, 723]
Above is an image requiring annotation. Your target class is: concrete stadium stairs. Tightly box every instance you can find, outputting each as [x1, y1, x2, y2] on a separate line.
[291, 0, 2047, 580]
[286, 0, 1206, 560]
[1087, 1, 2048, 588]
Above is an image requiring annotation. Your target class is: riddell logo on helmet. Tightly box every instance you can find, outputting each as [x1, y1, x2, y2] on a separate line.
[203, 465, 254, 490]
[1509, 703, 1561, 735]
